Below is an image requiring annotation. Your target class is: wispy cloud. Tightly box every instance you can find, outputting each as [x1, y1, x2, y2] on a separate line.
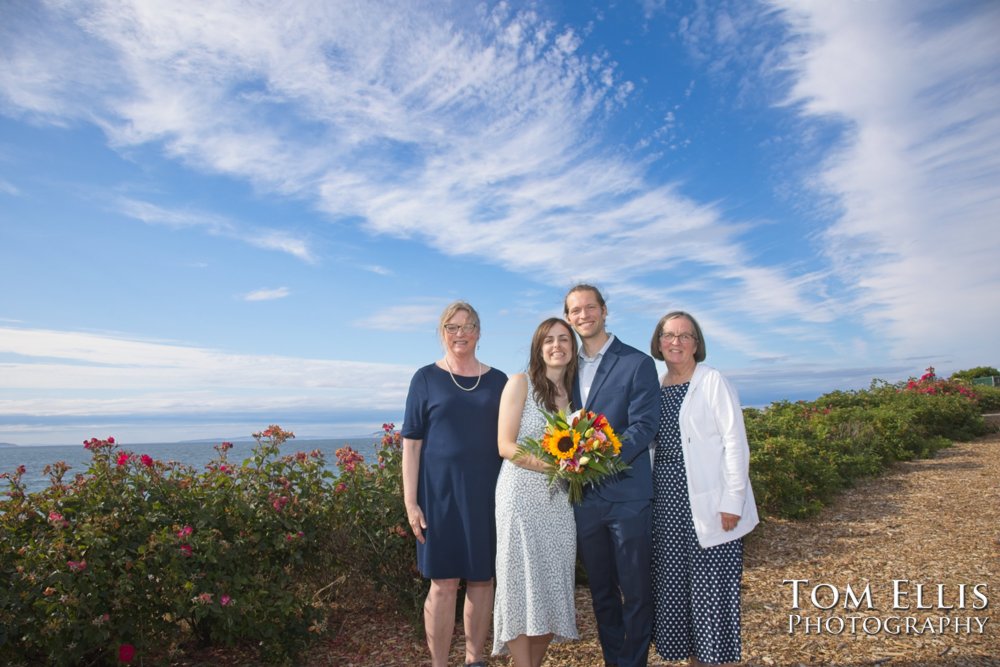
[0, 1, 825, 363]
[354, 302, 448, 333]
[363, 264, 393, 276]
[242, 287, 290, 302]
[117, 198, 229, 232]
[246, 233, 312, 262]
[117, 198, 315, 262]
[638, 0, 667, 21]
[770, 0, 1000, 362]
[2, 0, 997, 371]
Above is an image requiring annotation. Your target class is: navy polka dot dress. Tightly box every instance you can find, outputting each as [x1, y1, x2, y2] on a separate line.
[651, 383, 743, 664]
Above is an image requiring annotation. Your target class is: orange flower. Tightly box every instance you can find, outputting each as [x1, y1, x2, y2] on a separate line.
[603, 426, 622, 455]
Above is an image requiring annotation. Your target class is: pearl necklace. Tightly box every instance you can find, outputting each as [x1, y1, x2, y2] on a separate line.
[444, 358, 484, 392]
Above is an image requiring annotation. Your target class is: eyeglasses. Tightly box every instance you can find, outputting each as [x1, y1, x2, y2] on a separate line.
[659, 332, 697, 343]
[443, 323, 478, 334]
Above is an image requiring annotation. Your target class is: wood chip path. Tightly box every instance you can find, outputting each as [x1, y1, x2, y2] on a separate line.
[245, 432, 1000, 666]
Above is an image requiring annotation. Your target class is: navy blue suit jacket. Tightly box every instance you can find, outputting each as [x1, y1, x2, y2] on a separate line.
[573, 336, 660, 503]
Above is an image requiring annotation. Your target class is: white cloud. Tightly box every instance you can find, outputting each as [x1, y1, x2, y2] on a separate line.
[246, 232, 313, 262]
[243, 287, 290, 302]
[118, 198, 230, 232]
[0, 0, 823, 350]
[118, 198, 315, 262]
[354, 302, 447, 332]
[638, 0, 667, 21]
[3, 0, 996, 371]
[363, 264, 393, 276]
[0, 326, 413, 417]
[771, 0, 1000, 363]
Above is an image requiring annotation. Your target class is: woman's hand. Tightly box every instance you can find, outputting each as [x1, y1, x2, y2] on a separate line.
[406, 504, 427, 544]
[515, 452, 553, 473]
[720, 512, 740, 531]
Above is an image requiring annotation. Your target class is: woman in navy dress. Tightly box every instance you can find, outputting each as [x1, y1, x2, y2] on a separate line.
[648, 311, 759, 666]
[402, 301, 507, 667]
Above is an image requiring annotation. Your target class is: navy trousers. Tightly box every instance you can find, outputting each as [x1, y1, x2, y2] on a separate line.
[575, 497, 653, 667]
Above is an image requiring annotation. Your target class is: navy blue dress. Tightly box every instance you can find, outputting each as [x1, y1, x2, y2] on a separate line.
[402, 364, 507, 580]
[651, 382, 743, 664]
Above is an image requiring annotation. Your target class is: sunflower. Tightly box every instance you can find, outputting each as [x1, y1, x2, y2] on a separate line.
[543, 428, 580, 460]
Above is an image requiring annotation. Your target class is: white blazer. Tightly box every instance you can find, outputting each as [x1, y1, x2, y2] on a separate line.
[661, 363, 759, 548]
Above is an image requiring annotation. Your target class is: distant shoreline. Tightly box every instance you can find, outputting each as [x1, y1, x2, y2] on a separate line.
[0, 434, 378, 448]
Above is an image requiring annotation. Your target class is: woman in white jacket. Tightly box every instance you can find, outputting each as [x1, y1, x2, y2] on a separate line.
[648, 311, 758, 666]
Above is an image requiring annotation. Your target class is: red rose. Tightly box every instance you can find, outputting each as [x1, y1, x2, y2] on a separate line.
[118, 643, 135, 663]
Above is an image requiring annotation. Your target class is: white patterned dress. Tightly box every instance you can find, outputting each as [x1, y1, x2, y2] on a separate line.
[492, 382, 579, 655]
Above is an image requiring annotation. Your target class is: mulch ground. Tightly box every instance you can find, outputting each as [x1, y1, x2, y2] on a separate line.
[182, 431, 1000, 666]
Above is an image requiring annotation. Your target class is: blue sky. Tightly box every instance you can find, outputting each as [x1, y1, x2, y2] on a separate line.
[2, 0, 998, 446]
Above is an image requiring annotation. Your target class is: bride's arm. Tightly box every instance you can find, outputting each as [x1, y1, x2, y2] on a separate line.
[498, 374, 550, 472]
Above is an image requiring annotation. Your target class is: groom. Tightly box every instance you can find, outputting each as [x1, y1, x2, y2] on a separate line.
[564, 284, 660, 667]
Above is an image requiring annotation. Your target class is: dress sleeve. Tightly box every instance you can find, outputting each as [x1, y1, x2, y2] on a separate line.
[401, 368, 428, 440]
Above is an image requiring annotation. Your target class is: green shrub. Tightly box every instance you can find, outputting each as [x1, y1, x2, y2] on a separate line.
[748, 435, 840, 518]
[949, 366, 1000, 383]
[808, 407, 891, 480]
[972, 385, 1000, 412]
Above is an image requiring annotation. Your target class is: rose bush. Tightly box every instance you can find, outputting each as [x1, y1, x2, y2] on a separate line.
[0, 426, 336, 666]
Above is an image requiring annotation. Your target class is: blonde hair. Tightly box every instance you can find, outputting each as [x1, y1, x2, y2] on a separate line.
[438, 301, 481, 338]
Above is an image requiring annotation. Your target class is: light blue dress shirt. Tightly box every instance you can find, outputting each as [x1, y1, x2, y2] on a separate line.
[577, 333, 615, 408]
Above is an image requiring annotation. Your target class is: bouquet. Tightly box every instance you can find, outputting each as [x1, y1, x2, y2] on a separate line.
[515, 408, 629, 504]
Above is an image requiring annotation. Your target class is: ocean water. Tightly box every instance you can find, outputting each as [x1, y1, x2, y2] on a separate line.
[0, 436, 381, 495]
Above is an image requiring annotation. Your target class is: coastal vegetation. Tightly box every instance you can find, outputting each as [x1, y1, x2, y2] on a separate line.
[0, 368, 996, 665]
